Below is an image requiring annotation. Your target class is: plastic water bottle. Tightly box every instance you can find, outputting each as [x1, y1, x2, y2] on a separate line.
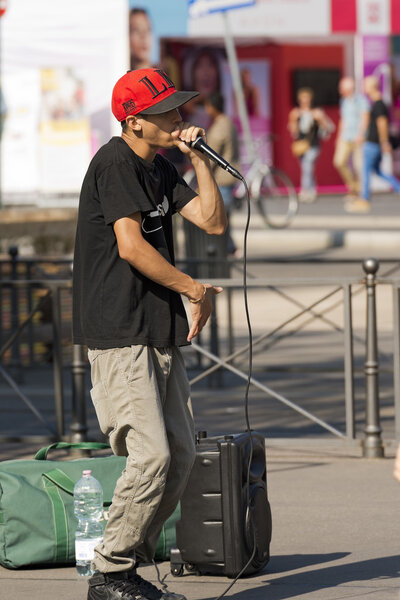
[73, 469, 104, 576]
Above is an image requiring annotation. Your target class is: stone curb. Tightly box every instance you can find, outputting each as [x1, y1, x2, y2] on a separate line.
[232, 227, 400, 252]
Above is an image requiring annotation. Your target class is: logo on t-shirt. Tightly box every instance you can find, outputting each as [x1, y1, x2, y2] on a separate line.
[141, 195, 169, 234]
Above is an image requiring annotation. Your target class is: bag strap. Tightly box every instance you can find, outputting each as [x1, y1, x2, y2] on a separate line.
[42, 474, 70, 563]
[43, 468, 76, 495]
[34, 442, 110, 461]
[43, 468, 112, 507]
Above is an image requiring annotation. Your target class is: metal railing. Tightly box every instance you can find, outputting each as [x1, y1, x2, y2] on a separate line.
[0, 279, 72, 441]
[0, 253, 399, 455]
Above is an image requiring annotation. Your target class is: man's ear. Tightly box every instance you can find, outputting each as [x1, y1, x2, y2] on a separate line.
[127, 115, 142, 132]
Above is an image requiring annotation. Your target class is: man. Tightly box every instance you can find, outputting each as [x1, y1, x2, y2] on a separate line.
[334, 77, 369, 202]
[73, 68, 227, 600]
[345, 75, 400, 213]
[204, 91, 240, 255]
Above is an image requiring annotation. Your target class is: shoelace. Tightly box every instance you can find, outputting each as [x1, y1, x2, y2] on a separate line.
[111, 578, 145, 599]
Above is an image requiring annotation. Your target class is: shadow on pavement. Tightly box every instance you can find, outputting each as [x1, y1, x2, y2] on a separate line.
[267, 552, 349, 574]
[267, 461, 327, 474]
[204, 554, 400, 600]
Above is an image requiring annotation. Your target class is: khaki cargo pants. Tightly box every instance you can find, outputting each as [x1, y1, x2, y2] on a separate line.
[333, 139, 362, 194]
[87, 345, 196, 573]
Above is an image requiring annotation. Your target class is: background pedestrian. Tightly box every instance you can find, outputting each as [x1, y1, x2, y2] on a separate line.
[346, 75, 400, 213]
[288, 87, 334, 203]
[334, 76, 369, 202]
[204, 91, 240, 256]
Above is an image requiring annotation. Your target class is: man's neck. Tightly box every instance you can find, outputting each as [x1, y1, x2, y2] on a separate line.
[121, 132, 157, 162]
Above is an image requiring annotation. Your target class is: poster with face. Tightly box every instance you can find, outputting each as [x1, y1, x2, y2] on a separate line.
[162, 40, 272, 166]
[128, 2, 188, 71]
[129, 8, 154, 70]
[181, 46, 226, 129]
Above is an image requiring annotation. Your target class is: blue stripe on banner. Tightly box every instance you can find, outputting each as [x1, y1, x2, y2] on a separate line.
[188, 0, 255, 19]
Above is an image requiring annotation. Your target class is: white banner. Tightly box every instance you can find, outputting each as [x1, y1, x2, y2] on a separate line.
[188, 0, 330, 37]
[357, 0, 390, 35]
[1, 0, 128, 204]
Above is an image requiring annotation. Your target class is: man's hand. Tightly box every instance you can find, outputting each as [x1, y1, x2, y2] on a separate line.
[171, 121, 206, 159]
[187, 284, 223, 342]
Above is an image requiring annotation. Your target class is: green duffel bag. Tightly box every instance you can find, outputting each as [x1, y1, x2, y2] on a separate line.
[0, 442, 180, 569]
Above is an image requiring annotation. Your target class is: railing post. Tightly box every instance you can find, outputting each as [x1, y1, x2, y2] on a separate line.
[26, 262, 35, 365]
[0, 261, 3, 353]
[207, 244, 221, 388]
[70, 344, 88, 443]
[343, 283, 355, 439]
[362, 258, 384, 458]
[8, 245, 21, 375]
[227, 287, 234, 357]
[392, 283, 400, 441]
[50, 284, 65, 439]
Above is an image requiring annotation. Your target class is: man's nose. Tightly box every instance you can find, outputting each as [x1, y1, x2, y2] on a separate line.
[174, 109, 182, 122]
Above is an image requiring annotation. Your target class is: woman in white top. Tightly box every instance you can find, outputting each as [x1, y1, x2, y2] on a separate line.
[288, 87, 334, 202]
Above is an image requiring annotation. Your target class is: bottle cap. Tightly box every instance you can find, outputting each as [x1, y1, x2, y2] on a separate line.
[82, 470, 92, 476]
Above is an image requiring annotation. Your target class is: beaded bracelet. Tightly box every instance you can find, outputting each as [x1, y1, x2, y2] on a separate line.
[189, 285, 207, 304]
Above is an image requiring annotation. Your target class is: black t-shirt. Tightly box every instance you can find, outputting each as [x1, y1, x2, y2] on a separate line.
[366, 99, 388, 144]
[297, 117, 320, 148]
[72, 136, 196, 349]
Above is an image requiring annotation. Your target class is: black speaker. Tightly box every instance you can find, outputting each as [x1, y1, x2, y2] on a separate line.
[170, 431, 272, 578]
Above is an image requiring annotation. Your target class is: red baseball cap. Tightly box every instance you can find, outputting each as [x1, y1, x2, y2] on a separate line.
[111, 68, 199, 121]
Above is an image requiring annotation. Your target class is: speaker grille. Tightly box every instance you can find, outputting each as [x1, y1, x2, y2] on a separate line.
[245, 485, 272, 571]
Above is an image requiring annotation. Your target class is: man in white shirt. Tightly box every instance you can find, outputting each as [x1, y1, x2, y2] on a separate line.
[333, 77, 369, 200]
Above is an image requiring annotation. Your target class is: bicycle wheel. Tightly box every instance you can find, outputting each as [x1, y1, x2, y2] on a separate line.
[255, 166, 298, 229]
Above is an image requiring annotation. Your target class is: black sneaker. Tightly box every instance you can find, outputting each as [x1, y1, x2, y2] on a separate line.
[132, 573, 186, 600]
[87, 572, 148, 600]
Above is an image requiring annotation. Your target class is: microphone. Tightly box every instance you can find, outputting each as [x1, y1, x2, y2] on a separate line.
[190, 136, 243, 181]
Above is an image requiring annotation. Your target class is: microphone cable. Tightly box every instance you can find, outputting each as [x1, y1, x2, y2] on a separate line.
[154, 174, 257, 600]
[213, 175, 258, 600]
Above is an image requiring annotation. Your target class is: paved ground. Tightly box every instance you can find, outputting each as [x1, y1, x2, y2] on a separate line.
[0, 440, 398, 600]
[227, 190, 400, 257]
[1, 192, 400, 599]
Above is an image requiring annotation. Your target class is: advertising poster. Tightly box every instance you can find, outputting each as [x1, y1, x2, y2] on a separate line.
[169, 43, 272, 166]
[128, 4, 271, 168]
[39, 68, 90, 193]
[1, 0, 127, 205]
[363, 34, 391, 103]
[128, 1, 188, 73]
[222, 59, 271, 165]
[1, 68, 41, 199]
[357, 0, 390, 35]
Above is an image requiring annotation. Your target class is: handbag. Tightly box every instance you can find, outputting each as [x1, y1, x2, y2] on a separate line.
[0, 442, 179, 569]
[291, 138, 310, 157]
